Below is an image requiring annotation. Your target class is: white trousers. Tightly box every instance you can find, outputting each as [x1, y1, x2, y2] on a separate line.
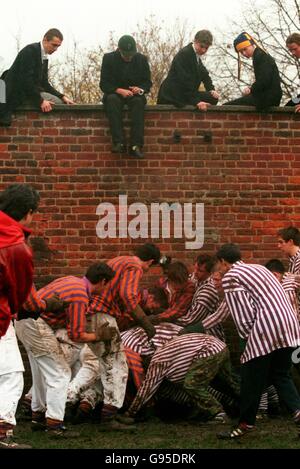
[55, 329, 101, 404]
[17, 314, 128, 417]
[88, 313, 128, 409]
[0, 322, 24, 425]
[15, 318, 71, 422]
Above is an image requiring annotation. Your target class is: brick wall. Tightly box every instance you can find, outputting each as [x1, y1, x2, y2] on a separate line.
[1, 104, 299, 367]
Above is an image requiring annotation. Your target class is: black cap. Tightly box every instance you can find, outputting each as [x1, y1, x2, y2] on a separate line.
[118, 35, 137, 57]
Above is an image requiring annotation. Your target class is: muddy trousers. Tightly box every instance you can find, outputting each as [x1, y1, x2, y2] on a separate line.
[16, 318, 71, 422]
[183, 349, 234, 419]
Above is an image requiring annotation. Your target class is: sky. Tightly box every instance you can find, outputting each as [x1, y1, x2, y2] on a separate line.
[0, 0, 265, 68]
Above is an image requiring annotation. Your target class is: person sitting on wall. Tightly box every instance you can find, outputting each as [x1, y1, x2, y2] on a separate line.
[157, 30, 219, 111]
[100, 35, 152, 159]
[225, 32, 282, 111]
[0, 28, 74, 127]
[285, 33, 300, 113]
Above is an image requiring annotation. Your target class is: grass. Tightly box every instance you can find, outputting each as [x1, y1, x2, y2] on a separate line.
[14, 415, 300, 450]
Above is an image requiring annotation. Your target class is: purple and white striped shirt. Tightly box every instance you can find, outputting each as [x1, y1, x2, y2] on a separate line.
[287, 250, 300, 320]
[177, 277, 222, 337]
[121, 323, 183, 356]
[222, 261, 300, 363]
[128, 333, 226, 415]
[282, 273, 300, 320]
[288, 249, 300, 275]
[202, 298, 230, 332]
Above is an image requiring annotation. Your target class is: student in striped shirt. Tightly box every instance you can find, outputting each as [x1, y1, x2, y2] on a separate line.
[89, 243, 161, 337]
[216, 243, 300, 439]
[16, 262, 123, 437]
[278, 226, 300, 275]
[178, 270, 225, 339]
[278, 227, 300, 322]
[127, 333, 236, 420]
[189, 254, 215, 288]
[265, 258, 300, 320]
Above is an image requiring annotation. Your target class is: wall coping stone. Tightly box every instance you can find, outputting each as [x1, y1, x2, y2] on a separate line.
[15, 104, 297, 114]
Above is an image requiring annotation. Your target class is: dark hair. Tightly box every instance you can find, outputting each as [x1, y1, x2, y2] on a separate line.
[195, 254, 215, 273]
[277, 226, 300, 246]
[0, 183, 40, 221]
[265, 259, 285, 275]
[216, 243, 242, 264]
[167, 261, 189, 284]
[194, 30, 213, 46]
[134, 243, 161, 264]
[44, 28, 63, 41]
[148, 286, 169, 309]
[85, 262, 115, 284]
[286, 33, 300, 46]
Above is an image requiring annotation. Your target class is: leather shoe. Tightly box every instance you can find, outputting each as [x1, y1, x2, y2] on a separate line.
[0, 437, 32, 449]
[45, 425, 80, 439]
[129, 145, 144, 159]
[111, 143, 126, 153]
[97, 418, 137, 432]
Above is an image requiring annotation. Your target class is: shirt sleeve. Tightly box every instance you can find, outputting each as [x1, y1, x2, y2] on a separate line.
[202, 299, 230, 330]
[251, 52, 274, 94]
[22, 284, 47, 312]
[136, 55, 152, 93]
[186, 283, 219, 323]
[100, 54, 118, 94]
[67, 302, 87, 341]
[154, 283, 195, 322]
[119, 267, 143, 312]
[224, 286, 255, 339]
[128, 360, 169, 415]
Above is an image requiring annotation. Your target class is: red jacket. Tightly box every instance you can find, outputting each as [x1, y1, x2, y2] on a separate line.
[0, 211, 33, 337]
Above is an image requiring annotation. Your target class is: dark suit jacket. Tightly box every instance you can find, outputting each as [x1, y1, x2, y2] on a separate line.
[100, 50, 152, 102]
[251, 47, 282, 109]
[157, 43, 215, 107]
[1, 42, 63, 109]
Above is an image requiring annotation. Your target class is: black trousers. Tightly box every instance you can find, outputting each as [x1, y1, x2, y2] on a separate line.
[239, 347, 300, 425]
[193, 91, 218, 105]
[225, 94, 258, 106]
[104, 93, 146, 146]
[158, 91, 218, 106]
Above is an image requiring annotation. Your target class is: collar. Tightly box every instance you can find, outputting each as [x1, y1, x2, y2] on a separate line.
[0, 211, 32, 248]
[40, 42, 48, 62]
[192, 43, 201, 63]
[289, 249, 300, 262]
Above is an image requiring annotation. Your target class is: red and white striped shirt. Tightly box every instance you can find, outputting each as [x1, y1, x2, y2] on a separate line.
[24, 276, 91, 341]
[121, 323, 182, 356]
[222, 261, 300, 363]
[128, 333, 226, 415]
[89, 256, 144, 323]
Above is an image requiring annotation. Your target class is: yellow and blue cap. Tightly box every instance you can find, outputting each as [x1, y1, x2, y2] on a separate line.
[234, 32, 255, 52]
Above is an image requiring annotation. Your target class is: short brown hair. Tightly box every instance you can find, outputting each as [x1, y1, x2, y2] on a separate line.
[195, 254, 215, 273]
[44, 28, 63, 41]
[277, 226, 300, 246]
[167, 261, 189, 284]
[286, 33, 300, 46]
[194, 30, 213, 47]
